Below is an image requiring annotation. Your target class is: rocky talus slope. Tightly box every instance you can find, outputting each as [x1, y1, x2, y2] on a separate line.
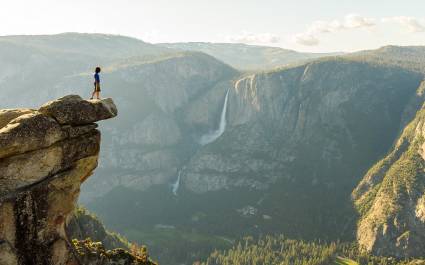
[0, 95, 130, 265]
[353, 100, 425, 258]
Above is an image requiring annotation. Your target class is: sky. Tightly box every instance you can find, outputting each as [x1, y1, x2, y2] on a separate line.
[0, 0, 424, 52]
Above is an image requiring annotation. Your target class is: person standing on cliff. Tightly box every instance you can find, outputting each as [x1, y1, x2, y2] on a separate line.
[90, 67, 101, 100]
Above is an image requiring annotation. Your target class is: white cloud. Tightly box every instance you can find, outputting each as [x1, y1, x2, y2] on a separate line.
[227, 31, 281, 44]
[344, 14, 376, 29]
[307, 14, 375, 34]
[293, 33, 320, 46]
[382, 16, 425, 33]
[294, 14, 376, 46]
[309, 20, 344, 33]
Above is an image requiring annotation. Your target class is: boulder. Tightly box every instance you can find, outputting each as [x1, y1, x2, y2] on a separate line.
[39, 95, 117, 125]
[0, 95, 117, 265]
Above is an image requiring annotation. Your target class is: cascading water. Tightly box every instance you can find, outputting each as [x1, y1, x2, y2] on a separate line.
[171, 89, 230, 195]
[199, 89, 230, 145]
[171, 170, 182, 196]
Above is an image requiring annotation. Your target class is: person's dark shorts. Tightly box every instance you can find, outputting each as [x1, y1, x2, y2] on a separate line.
[94, 82, 101, 92]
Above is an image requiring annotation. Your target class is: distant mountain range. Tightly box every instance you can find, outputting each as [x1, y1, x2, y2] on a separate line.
[160, 42, 342, 71]
[0, 33, 170, 60]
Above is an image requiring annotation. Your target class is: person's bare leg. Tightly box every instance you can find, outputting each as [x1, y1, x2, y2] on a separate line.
[96, 91, 100, 99]
[90, 91, 96, 99]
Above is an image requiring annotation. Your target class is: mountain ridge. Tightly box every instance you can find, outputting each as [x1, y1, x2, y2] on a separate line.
[160, 41, 342, 71]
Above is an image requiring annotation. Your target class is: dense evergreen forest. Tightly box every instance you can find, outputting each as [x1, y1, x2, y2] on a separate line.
[201, 235, 425, 265]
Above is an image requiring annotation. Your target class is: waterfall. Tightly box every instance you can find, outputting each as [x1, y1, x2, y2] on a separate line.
[171, 170, 181, 196]
[199, 89, 230, 145]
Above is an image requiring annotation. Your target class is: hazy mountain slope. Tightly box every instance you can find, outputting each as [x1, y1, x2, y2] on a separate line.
[1, 32, 171, 60]
[353, 98, 425, 258]
[346, 46, 425, 73]
[160, 42, 341, 71]
[0, 33, 175, 109]
[0, 41, 96, 108]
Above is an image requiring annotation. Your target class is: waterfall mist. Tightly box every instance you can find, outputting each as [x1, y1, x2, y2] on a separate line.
[171, 170, 182, 196]
[199, 89, 230, 145]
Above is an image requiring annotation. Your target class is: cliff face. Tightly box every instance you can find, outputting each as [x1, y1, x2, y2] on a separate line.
[353, 101, 425, 258]
[182, 60, 424, 193]
[159, 59, 425, 241]
[0, 95, 117, 265]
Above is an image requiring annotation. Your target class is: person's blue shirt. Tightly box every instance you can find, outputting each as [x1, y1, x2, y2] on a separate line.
[94, 73, 100, 83]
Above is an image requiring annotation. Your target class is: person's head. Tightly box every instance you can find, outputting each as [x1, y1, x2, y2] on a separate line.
[95, 67, 101, 73]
